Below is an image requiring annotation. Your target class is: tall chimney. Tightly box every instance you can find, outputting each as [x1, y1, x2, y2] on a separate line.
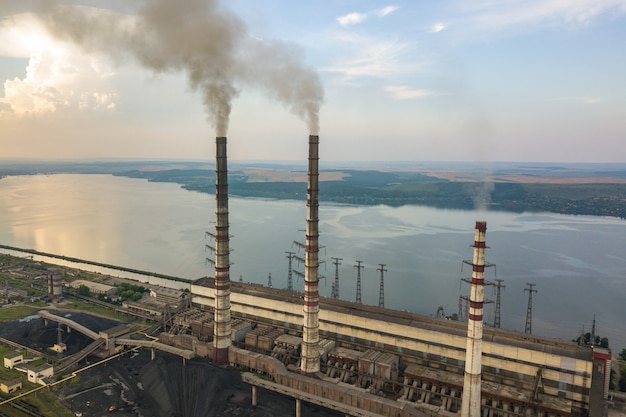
[213, 136, 231, 364]
[300, 135, 320, 375]
[461, 221, 487, 417]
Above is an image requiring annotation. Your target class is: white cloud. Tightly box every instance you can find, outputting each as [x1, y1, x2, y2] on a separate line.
[0, 13, 118, 116]
[459, 0, 626, 32]
[431, 22, 446, 32]
[323, 37, 415, 79]
[78, 92, 118, 110]
[336, 5, 398, 27]
[0, 13, 54, 58]
[378, 6, 399, 18]
[337, 12, 368, 27]
[383, 85, 437, 100]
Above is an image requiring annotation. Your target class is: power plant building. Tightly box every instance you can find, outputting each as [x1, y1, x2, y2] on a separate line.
[188, 134, 605, 417]
[191, 276, 600, 416]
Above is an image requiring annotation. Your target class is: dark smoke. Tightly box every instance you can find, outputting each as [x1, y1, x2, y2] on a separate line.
[34, 0, 323, 136]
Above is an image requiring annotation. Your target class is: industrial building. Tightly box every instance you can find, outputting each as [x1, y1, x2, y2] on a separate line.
[0, 379, 22, 394]
[182, 134, 608, 417]
[3, 352, 23, 369]
[189, 276, 603, 416]
[68, 279, 116, 296]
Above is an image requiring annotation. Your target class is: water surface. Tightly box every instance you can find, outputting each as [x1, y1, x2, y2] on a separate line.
[1, 174, 624, 350]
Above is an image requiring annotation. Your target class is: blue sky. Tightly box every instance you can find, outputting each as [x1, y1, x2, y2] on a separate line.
[0, 0, 625, 162]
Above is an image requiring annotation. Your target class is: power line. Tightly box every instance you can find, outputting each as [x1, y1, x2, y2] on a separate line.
[354, 261, 364, 304]
[524, 283, 537, 334]
[331, 257, 343, 299]
[285, 251, 295, 291]
[494, 279, 505, 328]
[377, 263, 387, 308]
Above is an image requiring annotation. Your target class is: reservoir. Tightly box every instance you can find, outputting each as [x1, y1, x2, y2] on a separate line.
[1, 173, 625, 351]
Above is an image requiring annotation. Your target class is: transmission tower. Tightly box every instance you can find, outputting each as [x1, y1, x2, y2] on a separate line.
[331, 257, 343, 299]
[267, 273, 272, 288]
[494, 279, 505, 328]
[458, 295, 468, 322]
[290, 245, 306, 288]
[204, 231, 216, 267]
[591, 314, 596, 346]
[377, 264, 387, 308]
[291, 240, 323, 289]
[459, 259, 495, 323]
[285, 251, 296, 291]
[524, 283, 537, 334]
[354, 260, 364, 304]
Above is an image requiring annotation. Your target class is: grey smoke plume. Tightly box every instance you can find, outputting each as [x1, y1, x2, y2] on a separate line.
[465, 181, 495, 213]
[236, 39, 323, 134]
[36, 0, 323, 136]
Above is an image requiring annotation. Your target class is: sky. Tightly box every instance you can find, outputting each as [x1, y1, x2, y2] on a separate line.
[0, 0, 625, 163]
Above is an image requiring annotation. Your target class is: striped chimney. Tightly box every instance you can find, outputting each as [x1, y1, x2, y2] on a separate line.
[300, 135, 320, 375]
[213, 136, 231, 364]
[461, 221, 487, 417]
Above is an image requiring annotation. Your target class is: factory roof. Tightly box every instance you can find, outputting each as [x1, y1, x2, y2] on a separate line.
[4, 352, 22, 360]
[69, 280, 115, 293]
[274, 334, 302, 348]
[405, 364, 572, 413]
[193, 276, 592, 361]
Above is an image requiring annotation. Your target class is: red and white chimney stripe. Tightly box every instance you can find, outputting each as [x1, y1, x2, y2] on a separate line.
[213, 136, 231, 364]
[301, 135, 320, 375]
[461, 221, 487, 417]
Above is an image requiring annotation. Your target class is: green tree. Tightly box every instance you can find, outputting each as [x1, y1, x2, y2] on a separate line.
[76, 285, 90, 296]
[599, 337, 609, 348]
[619, 366, 626, 392]
[619, 348, 626, 361]
[610, 369, 616, 390]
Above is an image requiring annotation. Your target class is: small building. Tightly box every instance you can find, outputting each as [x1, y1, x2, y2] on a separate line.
[27, 363, 54, 385]
[0, 287, 28, 299]
[122, 300, 163, 316]
[51, 343, 67, 353]
[0, 380, 22, 394]
[3, 352, 23, 369]
[68, 279, 116, 296]
[150, 287, 183, 306]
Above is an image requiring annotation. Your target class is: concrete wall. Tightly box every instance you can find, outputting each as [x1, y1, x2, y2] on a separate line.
[230, 346, 428, 417]
[191, 283, 594, 412]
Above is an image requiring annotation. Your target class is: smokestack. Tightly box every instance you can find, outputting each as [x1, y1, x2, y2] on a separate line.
[461, 221, 487, 417]
[213, 136, 231, 364]
[300, 135, 320, 375]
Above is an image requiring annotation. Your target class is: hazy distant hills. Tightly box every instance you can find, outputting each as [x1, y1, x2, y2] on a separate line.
[2, 160, 626, 218]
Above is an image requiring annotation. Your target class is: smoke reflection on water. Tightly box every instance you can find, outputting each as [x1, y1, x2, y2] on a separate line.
[1, 174, 625, 350]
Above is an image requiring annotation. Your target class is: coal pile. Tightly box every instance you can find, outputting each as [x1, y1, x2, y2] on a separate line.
[0, 312, 341, 416]
[0, 311, 118, 355]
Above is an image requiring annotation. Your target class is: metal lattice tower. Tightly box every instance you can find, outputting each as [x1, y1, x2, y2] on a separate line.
[494, 279, 505, 328]
[331, 257, 342, 299]
[524, 283, 537, 334]
[354, 260, 364, 304]
[459, 258, 495, 323]
[267, 273, 272, 288]
[591, 314, 596, 346]
[377, 264, 387, 308]
[458, 295, 466, 322]
[285, 251, 295, 291]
